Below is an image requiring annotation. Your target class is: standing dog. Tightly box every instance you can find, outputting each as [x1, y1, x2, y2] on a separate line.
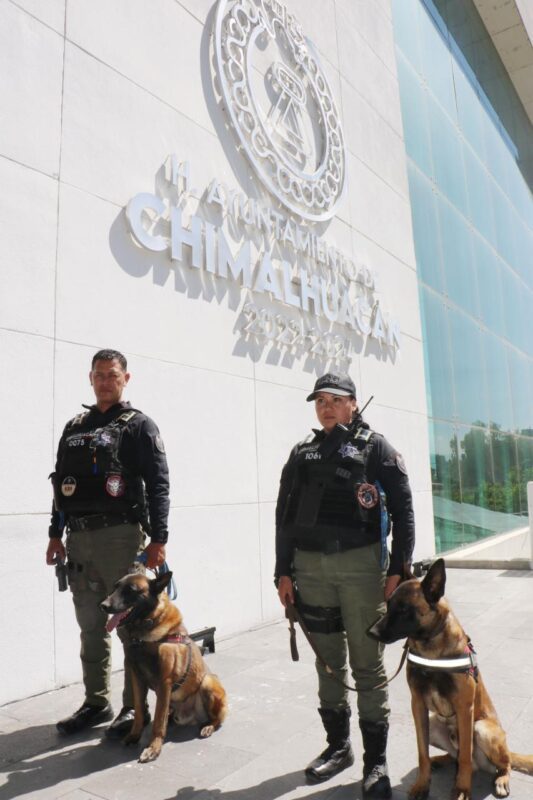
[100, 570, 227, 763]
[368, 559, 533, 800]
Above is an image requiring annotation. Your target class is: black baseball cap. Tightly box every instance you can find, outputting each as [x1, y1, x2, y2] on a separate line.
[306, 372, 357, 402]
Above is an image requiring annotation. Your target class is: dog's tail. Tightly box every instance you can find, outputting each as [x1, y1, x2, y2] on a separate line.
[510, 752, 533, 775]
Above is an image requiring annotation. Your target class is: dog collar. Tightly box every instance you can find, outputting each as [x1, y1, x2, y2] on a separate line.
[408, 641, 478, 678]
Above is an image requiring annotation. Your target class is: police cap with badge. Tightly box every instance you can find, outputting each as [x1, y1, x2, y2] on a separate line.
[306, 372, 356, 402]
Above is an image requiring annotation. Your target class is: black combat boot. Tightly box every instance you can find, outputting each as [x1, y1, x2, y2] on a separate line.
[305, 707, 354, 783]
[359, 719, 392, 798]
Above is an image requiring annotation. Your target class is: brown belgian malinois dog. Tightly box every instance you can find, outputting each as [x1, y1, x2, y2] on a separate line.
[368, 559, 533, 799]
[100, 570, 227, 763]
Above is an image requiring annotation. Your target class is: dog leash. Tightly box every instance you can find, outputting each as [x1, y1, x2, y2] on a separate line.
[286, 597, 410, 692]
[135, 551, 177, 600]
[373, 642, 409, 689]
[285, 598, 357, 693]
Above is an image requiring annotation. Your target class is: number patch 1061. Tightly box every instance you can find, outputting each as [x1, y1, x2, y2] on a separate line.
[240, 302, 352, 365]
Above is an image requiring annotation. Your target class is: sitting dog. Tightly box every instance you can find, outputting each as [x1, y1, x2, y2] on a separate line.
[100, 570, 227, 763]
[368, 559, 533, 800]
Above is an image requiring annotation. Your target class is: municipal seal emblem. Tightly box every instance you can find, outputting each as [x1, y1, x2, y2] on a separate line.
[214, 0, 346, 221]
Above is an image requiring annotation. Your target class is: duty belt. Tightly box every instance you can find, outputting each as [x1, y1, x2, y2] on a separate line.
[296, 537, 378, 555]
[68, 512, 132, 532]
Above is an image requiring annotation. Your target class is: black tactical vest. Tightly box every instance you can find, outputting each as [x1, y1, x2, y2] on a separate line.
[281, 427, 383, 549]
[52, 410, 146, 516]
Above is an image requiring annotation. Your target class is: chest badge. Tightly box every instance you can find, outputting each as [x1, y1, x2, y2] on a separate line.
[338, 443, 359, 459]
[61, 476, 77, 497]
[357, 483, 378, 509]
[105, 474, 126, 497]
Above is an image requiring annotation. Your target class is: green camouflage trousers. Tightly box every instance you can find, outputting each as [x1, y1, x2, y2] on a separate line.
[293, 542, 389, 723]
[66, 523, 145, 708]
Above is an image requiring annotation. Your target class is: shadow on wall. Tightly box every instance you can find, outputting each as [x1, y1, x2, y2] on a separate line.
[108, 3, 397, 373]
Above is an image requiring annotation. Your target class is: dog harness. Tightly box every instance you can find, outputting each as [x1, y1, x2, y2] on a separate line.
[162, 633, 194, 693]
[407, 640, 479, 680]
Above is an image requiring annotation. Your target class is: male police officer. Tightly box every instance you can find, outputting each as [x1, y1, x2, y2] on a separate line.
[46, 349, 170, 738]
[276, 373, 414, 799]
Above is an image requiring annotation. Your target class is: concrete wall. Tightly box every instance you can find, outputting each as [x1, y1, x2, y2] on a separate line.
[0, 0, 434, 705]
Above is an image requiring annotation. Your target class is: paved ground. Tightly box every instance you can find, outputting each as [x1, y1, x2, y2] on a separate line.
[2, 567, 533, 800]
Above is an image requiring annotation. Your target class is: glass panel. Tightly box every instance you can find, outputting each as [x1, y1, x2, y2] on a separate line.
[448, 308, 489, 427]
[428, 421, 463, 552]
[451, 59, 485, 159]
[513, 217, 533, 285]
[427, 95, 468, 213]
[489, 431, 520, 517]
[407, 165, 443, 291]
[501, 270, 526, 352]
[482, 334, 513, 432]
[516, 436, 533, 517]
[482, 114, 511, 197]
[396, 55, 433, 175]
[491, 183, 517, 269]
[419, 288, 454, 420]
[457, 423, 490, 511]
[507, 348, 533, 434]
[437, 195, 479, 317]
[392, 0, 423, 76]
[418, 2, 457, 121]
[462, 145, 494, 244]
[393, 0, 533, 555]
[472, 235, 505, 337]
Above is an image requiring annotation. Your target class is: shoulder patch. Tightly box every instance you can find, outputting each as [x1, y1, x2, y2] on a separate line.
[155, 434, 166, 454]
[384, 452, 408, 475]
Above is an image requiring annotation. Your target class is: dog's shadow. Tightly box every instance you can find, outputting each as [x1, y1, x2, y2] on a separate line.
[0, 723, 139, 800]
[0, 720, 237, 800]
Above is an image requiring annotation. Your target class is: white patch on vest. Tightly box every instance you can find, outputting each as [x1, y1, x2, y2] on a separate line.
[105, 474, 126, 497]
[61, 476, 77, 496]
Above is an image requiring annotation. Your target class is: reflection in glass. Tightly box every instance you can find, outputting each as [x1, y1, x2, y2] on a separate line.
[393, 0, 533, 553]
[482, 334, 513, 432]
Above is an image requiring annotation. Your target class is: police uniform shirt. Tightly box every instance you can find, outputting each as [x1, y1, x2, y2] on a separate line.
[275, 419, 415, 579]
[49, 401, 170, 543]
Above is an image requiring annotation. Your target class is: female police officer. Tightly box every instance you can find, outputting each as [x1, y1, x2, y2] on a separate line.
[275, 372, 415, 799]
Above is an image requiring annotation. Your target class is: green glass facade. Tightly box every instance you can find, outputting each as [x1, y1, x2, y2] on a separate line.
[392, 0, 533, 552]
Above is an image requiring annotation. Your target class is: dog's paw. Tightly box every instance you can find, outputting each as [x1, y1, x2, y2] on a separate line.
[408, 782, 430, 800]
[139, 745, 161, 763]
[494, 776, 510, 798]
[452, 789, 471, 800]
[200, 724, 215, 738]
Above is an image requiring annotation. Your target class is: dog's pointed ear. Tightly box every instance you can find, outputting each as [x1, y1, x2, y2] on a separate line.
[149, 571, 173, 596]
[421, 558, 446, 604]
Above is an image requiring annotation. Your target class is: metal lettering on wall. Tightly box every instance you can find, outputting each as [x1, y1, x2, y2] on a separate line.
[124, 0, 401, 366]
